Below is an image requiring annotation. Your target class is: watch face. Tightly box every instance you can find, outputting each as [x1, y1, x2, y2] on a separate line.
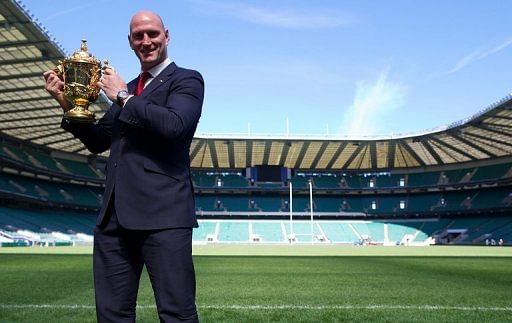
[118, 91, 129, 99]
[117, 91, 129, 105]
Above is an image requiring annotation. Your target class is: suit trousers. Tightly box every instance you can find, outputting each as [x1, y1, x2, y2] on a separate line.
[93, 207, 198, 323]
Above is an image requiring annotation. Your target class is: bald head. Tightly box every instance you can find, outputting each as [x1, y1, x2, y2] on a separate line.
[128, 10, 170, 70]
[130, 11, 165, 33]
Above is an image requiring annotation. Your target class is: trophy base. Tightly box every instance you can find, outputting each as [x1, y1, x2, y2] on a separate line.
[64, 107, 95, 124]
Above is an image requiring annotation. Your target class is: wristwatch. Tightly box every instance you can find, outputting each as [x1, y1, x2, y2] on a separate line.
[116, 90, 131, 106]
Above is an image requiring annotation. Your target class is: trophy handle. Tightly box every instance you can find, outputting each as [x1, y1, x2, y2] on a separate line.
[53, 60, 64, 77]
[101, 59, 115, 74]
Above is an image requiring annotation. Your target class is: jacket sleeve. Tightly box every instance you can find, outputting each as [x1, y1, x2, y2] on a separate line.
[118, 70, 204, 141]
[61, 104, 122, 154]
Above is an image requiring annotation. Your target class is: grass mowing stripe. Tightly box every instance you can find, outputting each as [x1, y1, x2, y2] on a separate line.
[1, 251, 511, 322]
[2, 245, 512, 257]
[2, 304, 512, 312]
[200, 305, 512, 311]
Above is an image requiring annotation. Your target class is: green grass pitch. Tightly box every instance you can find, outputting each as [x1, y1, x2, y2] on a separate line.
[0, 245, 511, 322]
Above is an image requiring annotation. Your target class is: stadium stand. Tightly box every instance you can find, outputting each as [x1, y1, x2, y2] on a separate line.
[0, 140, 105, 182]
[318, 222, 359, 243]
[1, 0, 512, 248]
[251, 221, 285, 242]
[407, 171, 442, 187]
[0, 171, 101, 209]
[218, 221, 250, 242]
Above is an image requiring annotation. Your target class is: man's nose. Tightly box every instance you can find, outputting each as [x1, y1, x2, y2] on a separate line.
[142, 33, 151, 44]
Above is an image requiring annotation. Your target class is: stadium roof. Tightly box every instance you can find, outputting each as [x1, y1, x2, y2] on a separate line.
[0, 0, 109, 154]
[2, 0, 512, 171]
[190, 97, 512, 170]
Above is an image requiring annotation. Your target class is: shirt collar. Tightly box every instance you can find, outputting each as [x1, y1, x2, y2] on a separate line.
[145, 57, 172, 78]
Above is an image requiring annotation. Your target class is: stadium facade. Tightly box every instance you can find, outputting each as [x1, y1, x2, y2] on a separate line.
[0, 0, 511, 247]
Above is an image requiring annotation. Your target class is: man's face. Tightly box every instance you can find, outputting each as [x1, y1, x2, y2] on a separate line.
[129, 14, 169, 70]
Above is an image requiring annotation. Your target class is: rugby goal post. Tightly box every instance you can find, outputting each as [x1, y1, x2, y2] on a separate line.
[288, 180, 315, 245]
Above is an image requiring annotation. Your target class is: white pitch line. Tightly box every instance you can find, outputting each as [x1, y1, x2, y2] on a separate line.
[200, 305, 512, 311]
[0, 304, 511, 312]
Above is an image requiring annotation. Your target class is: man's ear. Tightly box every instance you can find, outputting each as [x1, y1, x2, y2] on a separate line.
[128, 34, 134, 50]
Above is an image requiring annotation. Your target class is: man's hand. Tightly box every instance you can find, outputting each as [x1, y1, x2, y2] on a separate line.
[97, 67, 128, 102]
[43, 70, 72, 112]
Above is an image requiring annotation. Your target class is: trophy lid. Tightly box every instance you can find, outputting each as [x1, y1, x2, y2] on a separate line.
[65, 39, 101, 65]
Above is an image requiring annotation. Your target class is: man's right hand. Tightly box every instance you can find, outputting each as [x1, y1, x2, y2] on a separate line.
[43, 70, 72, 112]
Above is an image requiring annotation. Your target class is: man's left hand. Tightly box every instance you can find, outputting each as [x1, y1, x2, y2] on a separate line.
[97, 67, 128, 102]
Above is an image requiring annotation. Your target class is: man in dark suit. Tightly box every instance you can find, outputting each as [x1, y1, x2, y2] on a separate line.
[44, 11, 203, 322]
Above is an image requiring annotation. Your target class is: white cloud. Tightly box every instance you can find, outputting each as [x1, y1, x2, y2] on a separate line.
[41, 0, 110, 21]
[338, 68, 407, 136]
[190, 0, 354, 29]
[448, 37, 512, 74]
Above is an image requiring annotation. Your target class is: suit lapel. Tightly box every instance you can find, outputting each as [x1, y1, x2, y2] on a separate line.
[127, 78, 138, 94]
[140, 62, 177, 97]
[127, 62, 177, 96]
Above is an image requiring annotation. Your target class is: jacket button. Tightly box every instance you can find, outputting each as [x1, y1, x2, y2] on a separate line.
[114, 163, 117, 167]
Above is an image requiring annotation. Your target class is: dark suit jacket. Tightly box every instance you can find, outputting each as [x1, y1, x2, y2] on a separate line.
[62, 62, 204, 230]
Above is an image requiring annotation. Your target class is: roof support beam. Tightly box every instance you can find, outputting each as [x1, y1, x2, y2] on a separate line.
[451, 131, 496, 158]
[208, 140, 219, 169]
[20, 129, 65, 141]
[0, 96, 51, 105]
[341, 143, 364, 170]
[195, 140, 210, 168]
[481, 121, 512, 129]
[370, 142, 377, 169]
[68, 142, 89, 153]
[227, 140, 235, 168]
[0, 85, 44, 93]
[1, 56, 60, 65]
[0, 104, 61, 114]
[43, 135, 76, 146]
[478, 123, 512, 135]
[246, 140, 253, 167]
[279, 141, 291, 166]
[190, 139, 205, 163]
[293, 141, 310, 170]
[261, 140, 272, 166]
[310, 141, 329, 169]
[420, 139, 444, 164]
[492, 115, 512, 121]
[464, 131, 512, 147]
[400, 140, 426, 167]
[0, 71, 43, 81]
[0, 121, 61, 131]
[388, 141, 396, 168]
[0, 114, 57, 123]
[429, 135, 476, 161]
[326, 142, 348, 169]
[4, 128, 62, 139]
[0, 40, 49, 48]
[355, 144, 371, 169]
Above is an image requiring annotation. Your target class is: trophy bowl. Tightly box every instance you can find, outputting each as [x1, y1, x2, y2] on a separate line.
[54, 39, 104, 123]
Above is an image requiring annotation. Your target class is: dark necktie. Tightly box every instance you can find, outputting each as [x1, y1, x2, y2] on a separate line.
[135, 71, 151, 95]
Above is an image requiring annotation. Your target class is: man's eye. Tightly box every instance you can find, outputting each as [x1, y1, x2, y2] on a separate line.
[148, 31, 159, 38]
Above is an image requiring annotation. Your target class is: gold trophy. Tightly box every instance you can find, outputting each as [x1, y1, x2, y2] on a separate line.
[54, 39, 107, 123]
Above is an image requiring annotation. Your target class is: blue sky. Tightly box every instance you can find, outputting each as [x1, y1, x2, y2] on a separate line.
[22, 0, 512, 137]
